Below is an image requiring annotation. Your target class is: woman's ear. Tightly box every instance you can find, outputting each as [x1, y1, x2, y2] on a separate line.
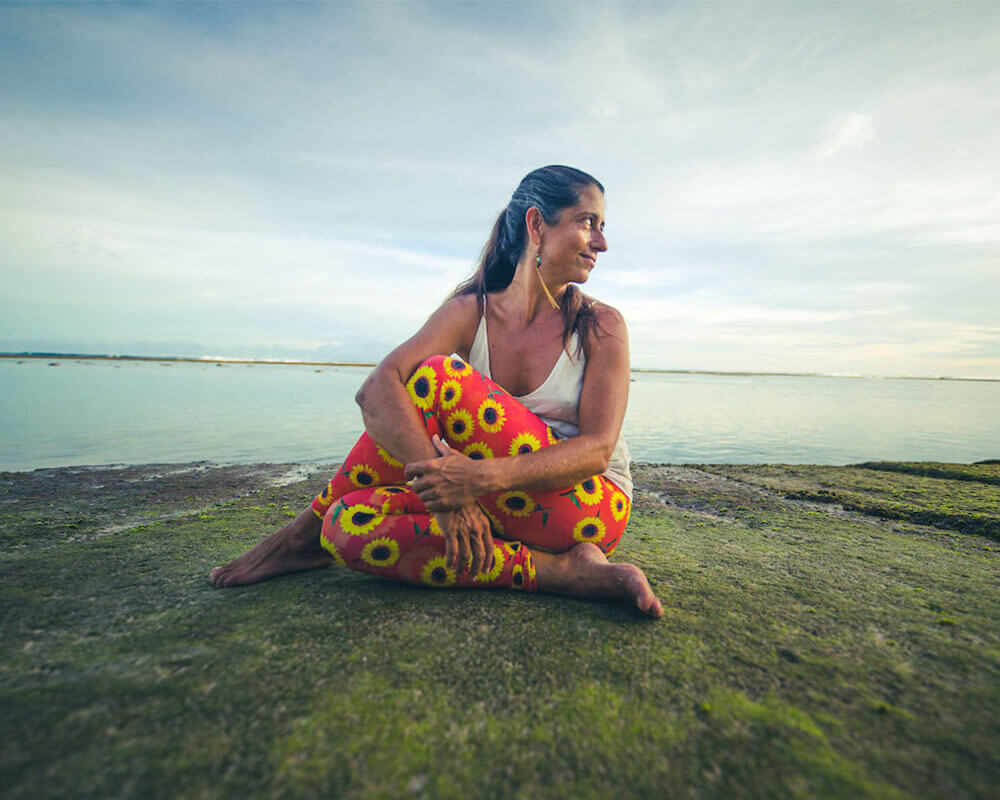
[525, 206, 545, 247]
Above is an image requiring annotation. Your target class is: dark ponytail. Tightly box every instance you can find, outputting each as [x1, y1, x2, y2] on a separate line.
[451, 165, 608, 352]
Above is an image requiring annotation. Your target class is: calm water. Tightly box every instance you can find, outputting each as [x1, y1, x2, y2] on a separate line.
[1, 358, 998, 472]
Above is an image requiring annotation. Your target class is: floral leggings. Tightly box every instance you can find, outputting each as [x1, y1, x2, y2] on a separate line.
[313, 354, 631, 593]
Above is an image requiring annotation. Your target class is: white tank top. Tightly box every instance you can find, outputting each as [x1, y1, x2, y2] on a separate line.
[465, 313, 633, 498]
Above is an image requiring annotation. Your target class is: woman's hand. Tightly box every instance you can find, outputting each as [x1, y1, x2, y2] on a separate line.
[434, 504, 494, 577]
[405, 435, 484, 511]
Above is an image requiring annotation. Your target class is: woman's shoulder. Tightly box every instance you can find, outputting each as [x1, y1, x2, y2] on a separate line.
[581, 294, 627, 333]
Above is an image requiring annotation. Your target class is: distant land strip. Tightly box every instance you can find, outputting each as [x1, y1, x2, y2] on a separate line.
[2, 352, 998, 382]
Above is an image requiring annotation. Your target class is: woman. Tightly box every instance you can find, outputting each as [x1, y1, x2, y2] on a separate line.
[211, 166, 663, 618]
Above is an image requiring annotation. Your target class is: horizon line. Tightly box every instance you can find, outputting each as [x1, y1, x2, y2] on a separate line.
[3, 351, 998, 383]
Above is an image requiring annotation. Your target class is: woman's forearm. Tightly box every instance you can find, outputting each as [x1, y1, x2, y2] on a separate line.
[474, 434, 614, 495]
[355, 367, 438, 464]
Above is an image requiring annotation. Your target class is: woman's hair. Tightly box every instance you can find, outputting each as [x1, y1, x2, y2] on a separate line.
[451, 165, 607, 351]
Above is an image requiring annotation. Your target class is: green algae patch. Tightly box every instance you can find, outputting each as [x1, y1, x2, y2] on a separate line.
[857, 461, 1000, 486]
[2, 462, 999, 799]
[698, 463, 1000, 539]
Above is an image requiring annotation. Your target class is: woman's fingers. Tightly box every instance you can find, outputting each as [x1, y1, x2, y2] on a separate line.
[431, 434, 451, 456]
[469, 525, 486, 575]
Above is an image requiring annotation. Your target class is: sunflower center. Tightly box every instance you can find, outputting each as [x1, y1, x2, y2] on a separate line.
[444, 388, 455, 401]
[484, 408, 497, 424]
[452, 420, 466, 434]
[518, 444, 533, 454]
[352, 511, 375, 526]
[582, 524, 598, 538]
[506, 496, 527, 511]
[468, 451, 484, 460]
[451, 359, 465, 371]
[431, 567, 448, 583]
[357, 472, 373, 485]
[372, 546, 391, 561]
[582, 479, 596, 492]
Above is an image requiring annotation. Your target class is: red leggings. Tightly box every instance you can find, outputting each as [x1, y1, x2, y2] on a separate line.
[313, 355, 631, 592]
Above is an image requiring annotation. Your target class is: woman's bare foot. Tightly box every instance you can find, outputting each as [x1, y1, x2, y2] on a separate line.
[533, 542, 664, 618]
[210, 508, 331, 588]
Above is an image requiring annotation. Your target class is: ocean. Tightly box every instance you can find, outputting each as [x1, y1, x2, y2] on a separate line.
[1, 357, 997, 472]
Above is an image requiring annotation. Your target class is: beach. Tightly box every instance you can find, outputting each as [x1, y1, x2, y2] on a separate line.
[2, 459, 998, 798]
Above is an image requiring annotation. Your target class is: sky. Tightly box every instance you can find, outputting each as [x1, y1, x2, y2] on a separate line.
[1, 1, 998, 377]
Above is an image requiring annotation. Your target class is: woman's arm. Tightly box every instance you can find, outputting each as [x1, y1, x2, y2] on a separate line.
[355, 294, 479, 465]
[407, 303, 630, 506]
[356, 294, 494, 577]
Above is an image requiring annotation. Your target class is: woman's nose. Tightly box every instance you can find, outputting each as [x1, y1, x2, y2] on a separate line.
[593, 229, 608, 252]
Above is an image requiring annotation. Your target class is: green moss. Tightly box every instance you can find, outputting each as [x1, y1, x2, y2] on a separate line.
[2, 462, 999, 799]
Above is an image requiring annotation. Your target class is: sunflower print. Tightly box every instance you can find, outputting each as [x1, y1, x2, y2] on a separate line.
[445, 409, 475, 442]
[497, 490, 536, 518]
[474, 544, 506, 583]
[407, 365, 438, 411]
[348, 463, 380, 489]
[426, 516, 445, 537]
[511, 563, 526, 589]
[440, 379, 462, 410]
[476, 398, 506, 434]
[508, 431, 541, 457]
[376, 445, 403, 468]
[502, 540, 522, 556]
[573, 516, 607, 545]
[574, 477, 604, 506]
[421, 555, 457, 587]
[340, 503, 385, 537]
[360, 537, 400, 568]
[610, 490, 629, 522]
[443, 356, 473, 378]
[546, 427, 560, 445]
[462, 441, 494, 460]
[322, 538, 348, 568]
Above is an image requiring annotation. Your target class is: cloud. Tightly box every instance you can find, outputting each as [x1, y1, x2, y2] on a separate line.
[1, 1, 999, 377]
[817, 112, 877, 158]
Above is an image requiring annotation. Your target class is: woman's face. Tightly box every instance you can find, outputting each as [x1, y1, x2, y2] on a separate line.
[538, 184, 608, 285]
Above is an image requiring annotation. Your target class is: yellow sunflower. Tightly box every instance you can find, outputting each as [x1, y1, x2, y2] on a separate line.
[573, 516, 607, 545]
[497, 490, 536, 518]
[476, 398, 506, 434]
[503, 540, 522, 556]
[376, 445, 403, 468]
[462, 441, 494, 460]
[445, 409, 475, 443]
[320, 537, 348, 567]
[406, 365, 438, 411]
[339, 503, 384, 537]
[546, 427, 560, 445]
[440, 379, 462, 410]
[348, 463, 380, 489]
[421, 556, 457, 587]
[508, 432, 542, 457]
[475, 544, 506, 583]
[426, 516, 445, 537]
[574, 477, 604, 506]
[360, 537, 400, 568]
[610, 491, 629, 522]
[511, 563, 526, 589]
[443, 356, 473, 378]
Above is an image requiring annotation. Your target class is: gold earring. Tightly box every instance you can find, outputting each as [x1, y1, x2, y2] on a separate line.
[535, 253, 560, 311]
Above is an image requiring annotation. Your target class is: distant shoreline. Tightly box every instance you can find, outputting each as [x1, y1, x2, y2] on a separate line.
[2, 352, 998, 383]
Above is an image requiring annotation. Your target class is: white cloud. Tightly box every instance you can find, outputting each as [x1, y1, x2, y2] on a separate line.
[817, 112, 877, 158]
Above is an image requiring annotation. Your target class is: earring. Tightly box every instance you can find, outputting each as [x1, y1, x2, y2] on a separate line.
[534, 252, 560, 311]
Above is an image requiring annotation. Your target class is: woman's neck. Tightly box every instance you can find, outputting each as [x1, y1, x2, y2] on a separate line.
[500, 257, 566, 323]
